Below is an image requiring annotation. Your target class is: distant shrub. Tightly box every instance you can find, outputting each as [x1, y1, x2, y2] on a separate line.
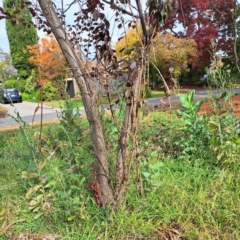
[24, 74, 37, 94]
[207, 67, 234, 88]
[145, 86, 152, 98]
[42, 82, 60, 101]
[2, 79, 18, 89]
[18, 70, 28, 79]
[2, 79, 26, 92]
[16, 79, 26, 92]
[33, 89, 40, 101]
[21, 92, 31, 101]
[22, 89, 40, 102]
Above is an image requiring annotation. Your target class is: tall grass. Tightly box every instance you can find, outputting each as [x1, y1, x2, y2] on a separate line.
[0, 93, 239, 239]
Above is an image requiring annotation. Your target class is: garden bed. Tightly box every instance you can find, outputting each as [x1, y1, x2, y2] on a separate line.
[198, 96, 240, 118]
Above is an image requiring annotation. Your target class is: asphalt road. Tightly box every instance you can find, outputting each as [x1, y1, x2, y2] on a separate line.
[0, 102, 62, 127]
[1, 88, 240, 127]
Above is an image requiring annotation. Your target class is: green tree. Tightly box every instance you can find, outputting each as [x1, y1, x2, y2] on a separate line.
[3, 0, 37, 79]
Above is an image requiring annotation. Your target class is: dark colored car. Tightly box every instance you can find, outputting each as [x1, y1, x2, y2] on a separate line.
[0, 88, 22, 104]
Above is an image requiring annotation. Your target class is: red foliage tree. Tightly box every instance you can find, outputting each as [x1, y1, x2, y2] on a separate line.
[161, 0, 234, 67]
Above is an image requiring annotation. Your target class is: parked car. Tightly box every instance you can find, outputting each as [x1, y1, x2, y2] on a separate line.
[0, 88, 22, 104]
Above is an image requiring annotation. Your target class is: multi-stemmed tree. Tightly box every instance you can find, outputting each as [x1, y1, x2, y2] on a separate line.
[28, 0, 172, 207]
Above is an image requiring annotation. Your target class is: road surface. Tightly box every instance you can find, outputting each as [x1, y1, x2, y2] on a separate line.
[1, 88, 240, 127]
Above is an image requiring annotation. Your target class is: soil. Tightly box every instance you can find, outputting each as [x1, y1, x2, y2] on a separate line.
[198, 96, 240, 118]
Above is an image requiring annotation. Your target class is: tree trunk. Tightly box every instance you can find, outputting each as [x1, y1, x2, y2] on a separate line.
[37, 0, 113, 205]
[115, 65, 142, 205]
[114, 0, 149, 205]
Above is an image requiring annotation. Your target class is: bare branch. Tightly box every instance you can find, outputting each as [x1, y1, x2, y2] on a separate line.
[102, 0, 140, 18]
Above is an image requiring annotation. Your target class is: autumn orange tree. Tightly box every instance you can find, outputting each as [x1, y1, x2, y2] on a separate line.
[26, 34, 68, 86]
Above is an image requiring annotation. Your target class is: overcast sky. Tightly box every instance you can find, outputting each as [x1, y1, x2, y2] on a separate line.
[0, 0, 10, 53]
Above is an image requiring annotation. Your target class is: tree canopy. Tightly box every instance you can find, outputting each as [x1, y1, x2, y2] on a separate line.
[114, 25, 142, 59]
[162, 0, 235, 66]
[115, 28, 198, 81]
[26, 34, 68, 86]
[3, 0, 37, 79]
[151, 33, 198, 78]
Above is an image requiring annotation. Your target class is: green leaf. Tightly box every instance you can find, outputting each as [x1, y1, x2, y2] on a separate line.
[150, 161, 164, 170]
[233, 138, 240, 144]
[32, 206, 41, 212]
[150, 151, 158, 157]
[180, 95, 189, 108]
[0, 208, 6, 217]
[44, 181, 56, 189]
[36, 194, 43, 203]
[151, 172, 160, 179]
[142, 172, 150, 178]
[219, 91, 228, 100]
[152, 182, 163, 187]
[184, 120, 192, 125]
[195, 100, 202, 112]
[80, 177, 86, 185]
[208, 125, 218, 130]
[70, 185, 79, 190]
[220, 110, 227, 114]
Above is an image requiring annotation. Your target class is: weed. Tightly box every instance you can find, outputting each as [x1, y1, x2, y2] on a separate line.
[177, 90, 240, 166]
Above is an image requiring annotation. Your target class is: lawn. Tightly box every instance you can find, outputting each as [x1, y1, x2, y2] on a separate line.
[45, 98, 84, 109]
[44, 90, 184, 108]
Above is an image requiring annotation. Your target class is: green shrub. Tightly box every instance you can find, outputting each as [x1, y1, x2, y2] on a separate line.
[207, 67, 234, 88]
[2, 79, 26, 92]
[18, 70, 28, 79]
[145, 86, 152, 98]
[16, 79, 26, 92]
[33, 89, 40, 101]
[21, 92, 31, 101]
[21, 89, 40, 102]
[176, 90, 240, 165]
[2, 79, 18, 88]
[24, 74, 37, 94]
[42, 82, 60, 101]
